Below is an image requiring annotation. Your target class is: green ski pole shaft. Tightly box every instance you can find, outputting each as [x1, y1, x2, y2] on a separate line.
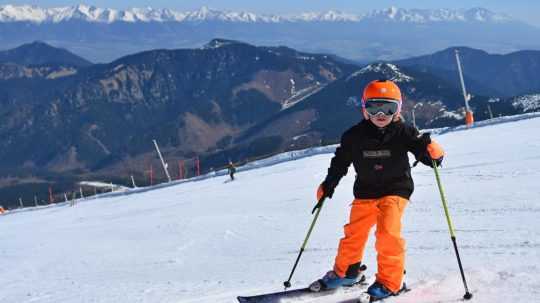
[432, 160, 473, 300]
[283, 197, 326, 290]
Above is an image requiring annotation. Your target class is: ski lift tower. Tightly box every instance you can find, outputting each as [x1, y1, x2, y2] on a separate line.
[455, 49, 474, 127]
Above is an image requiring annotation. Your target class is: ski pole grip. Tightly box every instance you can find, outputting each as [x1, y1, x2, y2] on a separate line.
[311, 197, 326, 214]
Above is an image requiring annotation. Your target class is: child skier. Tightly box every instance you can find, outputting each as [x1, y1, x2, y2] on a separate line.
[309, 79, 444, 301]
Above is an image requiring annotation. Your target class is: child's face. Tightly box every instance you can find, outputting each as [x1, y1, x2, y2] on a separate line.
[368, 113, 393, 128]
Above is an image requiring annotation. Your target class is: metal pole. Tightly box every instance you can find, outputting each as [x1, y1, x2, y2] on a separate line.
[71, 192, 77, 206]
[432, 160, 473, 300]
[487, 104, 494, 119]
[455, 50, 474, 127]
[412, 108, 416, 129]
[455, 50, 470, 112]
[131, 175, 137, 188]
[19, 198, 23, 208]
[178, 161, 183, 180]
[153, 139, 172, 182]
[283, 197, 326, 290]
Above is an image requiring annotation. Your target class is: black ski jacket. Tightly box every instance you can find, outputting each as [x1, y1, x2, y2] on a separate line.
[325, 120, 433, 200]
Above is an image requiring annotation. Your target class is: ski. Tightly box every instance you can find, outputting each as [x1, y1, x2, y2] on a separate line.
[237, 279, 368, 303]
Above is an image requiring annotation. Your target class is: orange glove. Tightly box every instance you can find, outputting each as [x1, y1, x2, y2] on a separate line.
[426, 140, 444, 167]
[313, 184, 327, 214]
[427, 141, 444, 160]
[316, 180, 336, 201]
[317, 184, 325, 201]
[313, 180, 337, 213]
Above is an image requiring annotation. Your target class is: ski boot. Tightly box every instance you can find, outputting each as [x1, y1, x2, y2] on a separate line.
[309, 263, 366, 292]
[365, 281, 409, 302]
[366, 281, 393, 300]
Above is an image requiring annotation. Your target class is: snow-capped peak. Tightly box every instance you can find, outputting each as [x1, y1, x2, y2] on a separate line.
[0, 5, 514, 24]
[364, 7, 513, 23]
[202, 39, 246, 49]
[347, 63, 414, 83]
[289, 10, 361, 22]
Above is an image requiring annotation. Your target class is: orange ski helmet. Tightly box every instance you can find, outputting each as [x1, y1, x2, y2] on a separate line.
[361, 79, 402, 116]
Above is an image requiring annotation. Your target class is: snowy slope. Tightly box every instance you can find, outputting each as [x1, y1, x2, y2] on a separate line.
[1, 116, 540, 303]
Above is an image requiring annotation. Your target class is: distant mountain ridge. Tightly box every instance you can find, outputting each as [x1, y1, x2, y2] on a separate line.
[0, 5, 514, 24]
[0, 41, 92, 67]
[0, 5, 537, 63]
[396, 47, 540, 97]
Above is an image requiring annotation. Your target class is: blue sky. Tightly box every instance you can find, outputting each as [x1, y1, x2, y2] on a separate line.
[1, 0, 538, 26]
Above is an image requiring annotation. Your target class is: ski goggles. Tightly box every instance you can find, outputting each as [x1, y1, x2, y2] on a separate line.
[364, 99, 400, 116]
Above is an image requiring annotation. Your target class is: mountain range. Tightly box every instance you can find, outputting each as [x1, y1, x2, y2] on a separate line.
[0, 39, 355, 206]
[1, 5, 538, 62]
[0, 5, 514, 23]
[0, 40, 539, 208]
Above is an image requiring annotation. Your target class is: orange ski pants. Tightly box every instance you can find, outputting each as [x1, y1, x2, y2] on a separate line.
[333, 195, 408, 293]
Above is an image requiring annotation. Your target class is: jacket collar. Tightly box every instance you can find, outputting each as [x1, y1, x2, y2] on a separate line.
[362, 119, 402, 141]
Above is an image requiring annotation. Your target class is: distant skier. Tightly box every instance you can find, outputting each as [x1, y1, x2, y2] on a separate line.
[310, 79, 444, 301]
[227, 161, 237, 181]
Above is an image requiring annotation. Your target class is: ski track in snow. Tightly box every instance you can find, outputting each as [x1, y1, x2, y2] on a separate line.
[1, 115, 540, 303]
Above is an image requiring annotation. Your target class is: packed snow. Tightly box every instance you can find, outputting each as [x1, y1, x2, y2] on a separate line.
[1, 115, 540, 303]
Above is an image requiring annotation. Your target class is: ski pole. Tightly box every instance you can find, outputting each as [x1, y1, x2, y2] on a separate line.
[283, 196, 326, 290]
[432, 160, 473, 300]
